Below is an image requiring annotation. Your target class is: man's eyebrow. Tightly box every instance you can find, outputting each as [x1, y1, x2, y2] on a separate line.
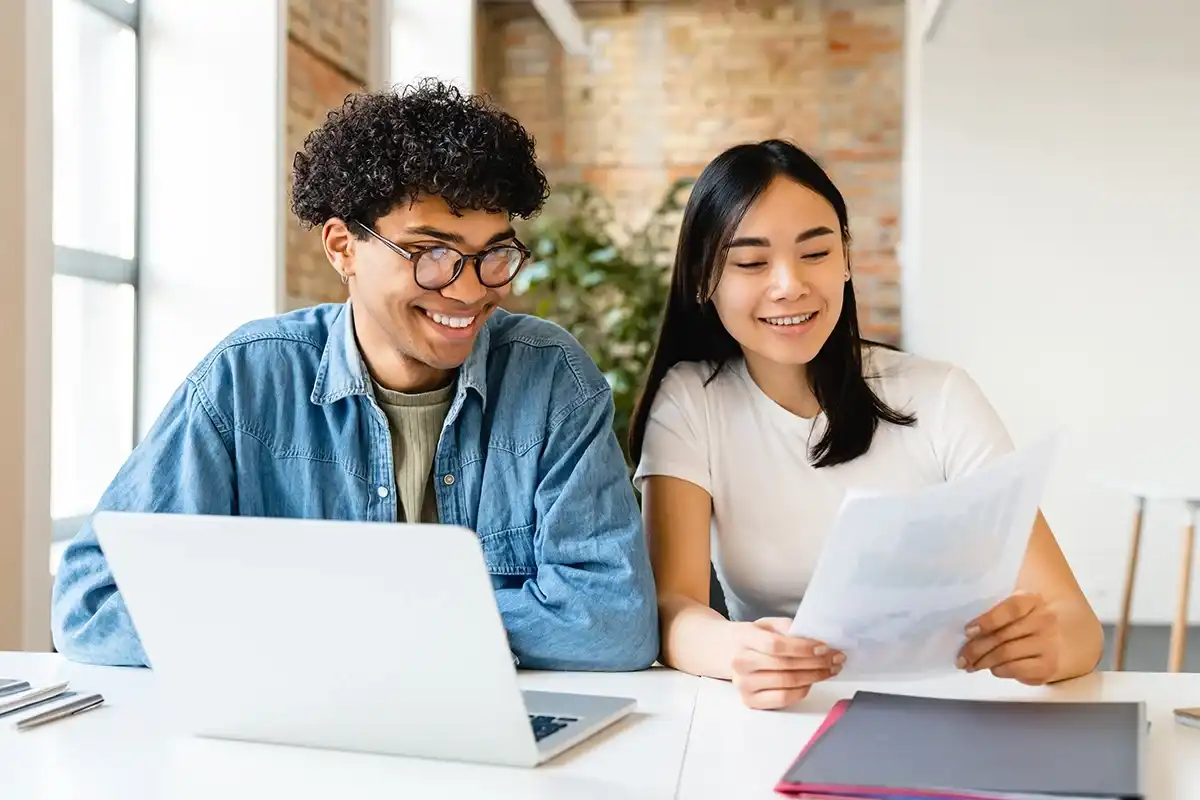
[401, 225, 465, 244]
[485, 228, 517, 245]
[401, 226, 518, 247]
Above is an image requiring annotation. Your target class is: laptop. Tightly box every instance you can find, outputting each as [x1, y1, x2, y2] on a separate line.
[92, 511, 637, 767]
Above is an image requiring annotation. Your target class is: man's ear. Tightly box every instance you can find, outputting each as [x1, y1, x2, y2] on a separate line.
[323, 218, 356, 281]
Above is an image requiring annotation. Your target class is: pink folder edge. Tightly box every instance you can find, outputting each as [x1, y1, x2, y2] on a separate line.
[773, 699, 858, 798]
[772, 699, 1001, 800]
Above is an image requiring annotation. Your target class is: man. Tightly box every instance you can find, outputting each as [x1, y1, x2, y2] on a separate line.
[50, 79, 659, 671]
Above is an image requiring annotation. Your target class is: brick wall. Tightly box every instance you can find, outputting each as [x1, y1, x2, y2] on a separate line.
[285, 0, 372, 310]
[478, 0, 904, 342]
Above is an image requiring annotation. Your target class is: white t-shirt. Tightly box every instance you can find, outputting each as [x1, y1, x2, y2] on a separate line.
[632, 346, 1015, 623]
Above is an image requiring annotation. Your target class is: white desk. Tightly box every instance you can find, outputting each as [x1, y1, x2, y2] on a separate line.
[678, 670, 1200, 799]
[4, 652, 1200, 799]
[1, 652, 697, 799]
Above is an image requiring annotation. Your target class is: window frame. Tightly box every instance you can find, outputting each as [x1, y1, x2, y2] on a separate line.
[51, 0, 141, 542]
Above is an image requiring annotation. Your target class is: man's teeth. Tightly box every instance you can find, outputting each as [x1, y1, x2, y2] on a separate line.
[427, 311, 476, 329]
[764, 312, 815, 327]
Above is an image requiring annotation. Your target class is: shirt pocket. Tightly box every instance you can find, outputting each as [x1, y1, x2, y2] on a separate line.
[477, 524, 536, 577]
[469, 442, 539, 539]
[233, 430, 368, 520]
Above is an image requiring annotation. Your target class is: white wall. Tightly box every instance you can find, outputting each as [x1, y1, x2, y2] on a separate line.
[389, 0, 476, 92]
[137, 0, 287, 437]
[0, 0, 53, 651]
[905, 0, 1200, 623]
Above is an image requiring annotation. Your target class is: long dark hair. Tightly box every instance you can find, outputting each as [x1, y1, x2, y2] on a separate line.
[628, 139, 915, 469]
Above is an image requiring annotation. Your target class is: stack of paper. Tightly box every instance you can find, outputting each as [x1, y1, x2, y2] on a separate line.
[790, 436, 1060, 680]
[775, 691, 1146, 799]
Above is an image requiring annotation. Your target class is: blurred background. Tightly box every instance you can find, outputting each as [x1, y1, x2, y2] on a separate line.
[2, 0, 1199, 672]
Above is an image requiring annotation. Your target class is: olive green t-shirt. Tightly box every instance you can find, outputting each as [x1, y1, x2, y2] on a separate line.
[371, 379, 454, 523]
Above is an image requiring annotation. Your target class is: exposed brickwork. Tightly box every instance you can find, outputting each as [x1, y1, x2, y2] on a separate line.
[478, 0, 904, 342]
[285, 0, 372, 308]
[289, 0, 371, 87]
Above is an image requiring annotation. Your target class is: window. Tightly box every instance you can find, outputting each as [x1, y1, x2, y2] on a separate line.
[51, 0, 139, 538]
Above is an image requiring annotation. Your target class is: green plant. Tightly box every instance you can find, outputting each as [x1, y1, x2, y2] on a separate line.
[513, 177, 694, 466]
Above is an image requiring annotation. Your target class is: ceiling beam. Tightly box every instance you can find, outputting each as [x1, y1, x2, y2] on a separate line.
[923, 0, 955, 41]
[530, 0, 590, 55]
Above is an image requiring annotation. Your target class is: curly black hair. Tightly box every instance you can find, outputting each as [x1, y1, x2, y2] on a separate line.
[291, 78, 549, 231]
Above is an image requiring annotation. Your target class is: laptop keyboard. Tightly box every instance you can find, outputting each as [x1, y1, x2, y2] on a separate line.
[529, 714, 578, 742]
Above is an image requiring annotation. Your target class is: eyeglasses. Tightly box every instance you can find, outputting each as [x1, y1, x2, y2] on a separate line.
[353, 221, 531, 291]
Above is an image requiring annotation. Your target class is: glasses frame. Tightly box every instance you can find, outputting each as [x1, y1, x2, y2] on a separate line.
[353, 220, 531, 291]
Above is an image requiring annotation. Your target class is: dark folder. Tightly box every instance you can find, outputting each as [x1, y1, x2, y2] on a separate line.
[776, 691, 1145, 799]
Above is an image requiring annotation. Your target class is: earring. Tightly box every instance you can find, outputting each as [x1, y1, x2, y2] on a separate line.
[340, 273, 350, 285]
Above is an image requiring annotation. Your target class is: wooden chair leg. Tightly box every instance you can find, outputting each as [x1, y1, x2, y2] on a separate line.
[1114, 496, 1145, 671]
[1169, 507, 1196, 673]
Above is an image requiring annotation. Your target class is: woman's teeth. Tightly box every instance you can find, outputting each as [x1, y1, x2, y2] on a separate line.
[763, 312, 815, 327]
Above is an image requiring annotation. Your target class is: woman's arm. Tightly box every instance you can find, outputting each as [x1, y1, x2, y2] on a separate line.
[932, 367, 1103, 682]
[634, 368, 839, 707]
[641, 475, 746, 678]
[1015, 511, 1105, 681]
[959, 511, 1104, 684]
[641, 475, 840, 707]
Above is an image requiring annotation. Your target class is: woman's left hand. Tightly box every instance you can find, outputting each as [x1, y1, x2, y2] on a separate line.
[956, 590, 1062, 685]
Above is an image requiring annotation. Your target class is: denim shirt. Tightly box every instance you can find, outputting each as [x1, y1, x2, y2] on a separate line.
[50, 301, 659, 671]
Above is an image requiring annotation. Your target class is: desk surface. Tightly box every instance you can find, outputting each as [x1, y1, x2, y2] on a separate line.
[4, 652, 1200, 799]
[679, 668, 1200, 799]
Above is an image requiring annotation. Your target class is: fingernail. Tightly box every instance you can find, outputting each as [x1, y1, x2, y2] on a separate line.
[832, 664, 842, 675]
[965, 625, 981, 638]
[832, 653, 846, 665]
[955, 656, 967, 669]
[812, 645, 828, 656]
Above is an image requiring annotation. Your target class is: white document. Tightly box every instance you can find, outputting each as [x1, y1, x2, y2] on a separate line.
[789, 435, 1060, 680]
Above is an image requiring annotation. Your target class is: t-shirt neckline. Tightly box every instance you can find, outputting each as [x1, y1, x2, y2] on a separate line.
[731, 358, 824, 438]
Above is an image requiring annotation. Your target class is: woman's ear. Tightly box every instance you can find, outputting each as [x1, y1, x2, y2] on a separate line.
[323, 218, 356, 282]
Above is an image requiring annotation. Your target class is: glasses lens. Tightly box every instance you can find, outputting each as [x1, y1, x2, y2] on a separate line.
[479, 247, 525, 286]
[413, 247, 460, 288]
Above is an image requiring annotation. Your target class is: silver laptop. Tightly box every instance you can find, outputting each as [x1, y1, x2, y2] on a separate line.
[92, 511, 636, 767]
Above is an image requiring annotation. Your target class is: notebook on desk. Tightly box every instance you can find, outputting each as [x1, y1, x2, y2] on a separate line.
[775, 691, 1146, 800]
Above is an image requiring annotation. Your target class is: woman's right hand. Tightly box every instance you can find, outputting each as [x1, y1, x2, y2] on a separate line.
[729, 617, 844, 710]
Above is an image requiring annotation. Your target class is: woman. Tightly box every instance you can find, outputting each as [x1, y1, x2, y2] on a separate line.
[629, 139, 1103, 710]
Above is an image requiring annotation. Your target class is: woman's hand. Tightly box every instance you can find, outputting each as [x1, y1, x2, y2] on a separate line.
[957, 591, 1062, 685]
[730, 617, 844, 710]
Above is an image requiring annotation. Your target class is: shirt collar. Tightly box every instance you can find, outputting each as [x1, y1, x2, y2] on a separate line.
[311, 299, 490, 412]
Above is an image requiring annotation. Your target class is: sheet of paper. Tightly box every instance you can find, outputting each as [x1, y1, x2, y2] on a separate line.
[789, 435, 1060, 680]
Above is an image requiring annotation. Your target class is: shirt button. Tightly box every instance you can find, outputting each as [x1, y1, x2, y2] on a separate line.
[377, 486, 389, 498]
[442, 474, 455, 486]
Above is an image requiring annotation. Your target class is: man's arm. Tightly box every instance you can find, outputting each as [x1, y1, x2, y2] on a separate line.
[51, 378, 236, 667]
[497, 388, 659, 671]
